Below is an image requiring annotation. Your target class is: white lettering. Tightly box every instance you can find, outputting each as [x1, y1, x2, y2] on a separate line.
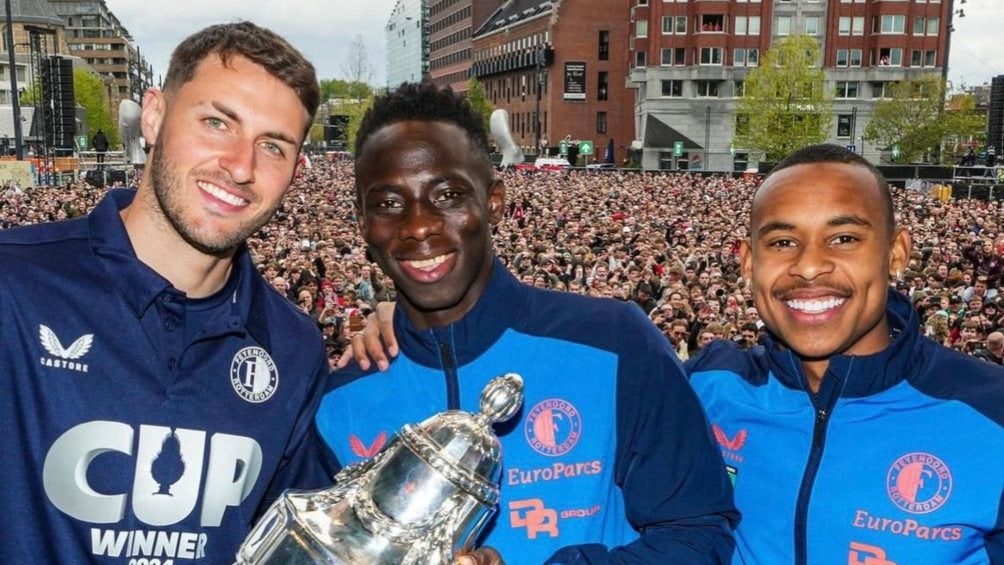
[200, 433, 263, 526]
[45, 421, 133, 523]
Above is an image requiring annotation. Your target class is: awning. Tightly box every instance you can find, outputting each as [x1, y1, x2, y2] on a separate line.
[643, 114, 702, 150]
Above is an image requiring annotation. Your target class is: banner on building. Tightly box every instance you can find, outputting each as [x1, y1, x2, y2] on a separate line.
[563, 62, 586, 100]
[0, 160, 35, 188]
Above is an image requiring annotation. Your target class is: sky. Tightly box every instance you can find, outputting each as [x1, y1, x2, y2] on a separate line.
[104, 0, 1002, 90]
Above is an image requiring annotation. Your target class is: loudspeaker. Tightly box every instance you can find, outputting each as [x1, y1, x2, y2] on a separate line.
[990, 75, 1004, 152]
[325, 115, 349, 148]
[41, 56, 76, 149]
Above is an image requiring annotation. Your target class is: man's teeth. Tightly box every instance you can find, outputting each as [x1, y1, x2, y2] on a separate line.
[407, 255, 448, 270]
[198, 181, 247, 206]
[785, 297, 846, 313]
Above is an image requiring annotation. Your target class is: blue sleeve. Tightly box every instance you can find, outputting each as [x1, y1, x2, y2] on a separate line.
[256, 346, 339, 519]
[546, 304, 739, 564]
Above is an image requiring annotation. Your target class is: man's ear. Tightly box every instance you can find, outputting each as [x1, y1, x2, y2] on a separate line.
[889, 227, 912, 278]
[739, 238, 754, 283]
[140, 88, 165, 147]
[487, 179, 506, 225]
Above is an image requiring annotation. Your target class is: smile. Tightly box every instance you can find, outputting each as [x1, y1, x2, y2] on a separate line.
[404, 254, 449, 271]
[198, 181, 248, 207]
[784, 297, 846, 314]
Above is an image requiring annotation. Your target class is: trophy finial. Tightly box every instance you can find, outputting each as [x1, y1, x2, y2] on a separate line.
[478, 373, 523, 426]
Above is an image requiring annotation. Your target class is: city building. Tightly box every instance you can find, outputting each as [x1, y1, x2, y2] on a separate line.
[428, 0, 503, 93]
[629, 0, 955, 171]
[471, 0, 634, 163]
[386, 0, 428, 87]
[48, 0, 153, 127]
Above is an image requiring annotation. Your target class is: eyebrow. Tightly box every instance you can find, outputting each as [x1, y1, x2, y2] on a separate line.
[757, 214, 873, 238]
[212, 101, 298, 147]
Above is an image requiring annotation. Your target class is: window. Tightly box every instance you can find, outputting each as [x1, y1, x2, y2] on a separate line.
[927, 17, 939, 35]
[636, 20, 648, 38]
[836, 49, 848, 67]
[700, 47, 723, 65]
[805, 16, 819, 35]
[599, 30, 610, 60]
[661, 79, 683, 96]
[733, 48, 758, 66]
[839, 16, 851, 34]
[598, 71, 609, 100]
[835, 81, 859, 99]
[925, 50, 937, 67]
[735, 16, 761, 35]
[661, 48, 674, 65]
[777, 16, 791, 36]
[696, 80, 720, 97]
[913, 16, 939, 35]
[636, 51, 647, 67]
[663, 15, 687, 34]
[850, 49, 862, 67]
[675, 47, 686, 65]
[701, 14, 725, 32]
[871, 82, 894, 99]
[853, 17, 864, 35]
[876, 15, 906, 34]
[597, 111, 608, 134]
[734, 80, 745, 97]
[878, 48, 903, 66]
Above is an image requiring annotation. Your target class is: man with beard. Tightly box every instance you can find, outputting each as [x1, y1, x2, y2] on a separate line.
[316, 82, 737, 564]
[0, 23, 335, 562]
[687, 145, 1004, 563]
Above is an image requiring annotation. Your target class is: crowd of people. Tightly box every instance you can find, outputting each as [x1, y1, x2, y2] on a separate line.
[2, 158, 1002, 366]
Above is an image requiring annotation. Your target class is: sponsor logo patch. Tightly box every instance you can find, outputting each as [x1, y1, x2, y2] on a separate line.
[848, 541, 897, 565]
[712, 423, 746, 463]
[886, 452, 952, 514]
[524, 398, 582, 457]
[230, 347, 278, 403]
[349, 432, 387, 459]
[39, 324, 93, 373]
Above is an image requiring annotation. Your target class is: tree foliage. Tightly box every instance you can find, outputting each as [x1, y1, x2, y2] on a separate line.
[733, 35, 832, 162]
[465, 77, 494, 136]
[320, 78, 372, 103]
[74, 69, 119, 148]
[864, 75, 984, 164]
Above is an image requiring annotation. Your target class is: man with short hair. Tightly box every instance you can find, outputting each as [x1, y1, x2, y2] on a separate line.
[687, 144, 1004, 563]
[316, 82, 737, 564]
[0, 23, 336, 562]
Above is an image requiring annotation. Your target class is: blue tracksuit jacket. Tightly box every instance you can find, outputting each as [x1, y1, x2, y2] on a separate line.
[0, 190, 336, 564]
[688, 290, 1004, 564]
[316, 259, 738, 564]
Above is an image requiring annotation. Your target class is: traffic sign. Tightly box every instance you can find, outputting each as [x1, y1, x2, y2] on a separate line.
[579, 140, 594, 156]
[674, 141, 683, 157]
[846, 144, 856, 153]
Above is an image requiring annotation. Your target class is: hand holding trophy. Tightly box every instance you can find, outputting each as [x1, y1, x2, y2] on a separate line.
[236, 373, 524, 564]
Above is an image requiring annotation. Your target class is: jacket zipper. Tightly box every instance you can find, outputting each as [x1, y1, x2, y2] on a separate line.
[437, 340, 460, 410]
[793, 404, 833, 565]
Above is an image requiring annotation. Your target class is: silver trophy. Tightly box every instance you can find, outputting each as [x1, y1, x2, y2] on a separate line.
[236, 373, 524, 564]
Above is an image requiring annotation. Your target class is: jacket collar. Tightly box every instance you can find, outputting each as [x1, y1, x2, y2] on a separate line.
[393, 257, 523, 368]
[89, 189, 272, 349]
[763, 288, 922, 400]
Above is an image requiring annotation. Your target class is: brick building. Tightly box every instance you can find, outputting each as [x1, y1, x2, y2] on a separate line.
[428, 0, 503, 93]
[471, 0, 633, 163]
[630, 0, 955, 171]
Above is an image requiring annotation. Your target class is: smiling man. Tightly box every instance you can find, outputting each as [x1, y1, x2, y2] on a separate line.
[0, 23, 335, 563]
[687, 144, 1004, 564]
[315, 82, 737, 564]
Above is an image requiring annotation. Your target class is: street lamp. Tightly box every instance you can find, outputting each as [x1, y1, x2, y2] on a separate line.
[4, 0, 24, 160]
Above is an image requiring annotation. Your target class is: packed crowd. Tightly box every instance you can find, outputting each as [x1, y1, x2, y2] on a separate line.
[2, 158, 1002, 366]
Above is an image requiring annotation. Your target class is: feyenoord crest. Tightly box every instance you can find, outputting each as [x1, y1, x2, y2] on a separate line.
[230, 347, 278, 403]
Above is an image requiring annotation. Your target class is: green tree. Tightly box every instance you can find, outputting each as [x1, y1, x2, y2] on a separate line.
[465, 77, 493, 135]
[863, 74, 968, 164]
[344, 96, 375, 152]
[942, 92, 986, 162]
[733, 35, 832, 162]
[74, 69, 119, 148]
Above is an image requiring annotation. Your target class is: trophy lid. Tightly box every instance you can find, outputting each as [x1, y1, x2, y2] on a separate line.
[402, 374, 524, 500]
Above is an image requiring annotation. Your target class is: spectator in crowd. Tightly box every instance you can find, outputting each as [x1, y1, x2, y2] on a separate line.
[91, 128, 109, 165]
[316, 81, 738, 564]
[0, 22, 336, 562]
[688, 144, 1004, 563]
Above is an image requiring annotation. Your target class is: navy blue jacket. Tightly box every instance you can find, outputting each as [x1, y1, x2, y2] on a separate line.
[317, 259, 738, 564]
[0, 190, 335, 564]
[688, 290, 1004, 564]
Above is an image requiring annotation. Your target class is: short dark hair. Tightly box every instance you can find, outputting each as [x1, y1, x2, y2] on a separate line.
[163, 22, 319, 131]
[355, 81, 490, 166]
[765, 144, 894, 235]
